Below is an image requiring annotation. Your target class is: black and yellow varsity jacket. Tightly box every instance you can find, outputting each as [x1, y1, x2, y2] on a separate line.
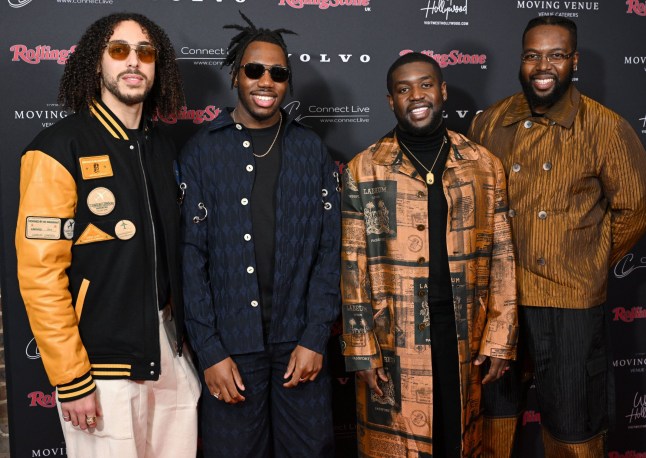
[16, 100, 185, 402]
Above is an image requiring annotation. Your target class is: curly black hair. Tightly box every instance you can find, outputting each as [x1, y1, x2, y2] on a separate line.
[222, 11, 297, 94]
[58, 12, 184, 117]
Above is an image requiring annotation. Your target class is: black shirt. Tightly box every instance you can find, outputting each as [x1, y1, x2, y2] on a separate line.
[248, 118, 284, 336]
[396, 124, 453, 306]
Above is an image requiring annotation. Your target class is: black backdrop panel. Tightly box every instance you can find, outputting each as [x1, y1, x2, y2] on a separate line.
[1, 1, 645, 456]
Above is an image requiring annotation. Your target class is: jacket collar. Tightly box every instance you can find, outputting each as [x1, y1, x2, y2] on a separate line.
[89, 99, 151, 141]
[502, 84, 580, 128]
[207, 107, 301, 132]
[371, 128, 481, 177]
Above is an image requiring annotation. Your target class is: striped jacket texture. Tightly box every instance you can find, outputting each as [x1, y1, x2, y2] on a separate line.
[469, 85, 646, 308]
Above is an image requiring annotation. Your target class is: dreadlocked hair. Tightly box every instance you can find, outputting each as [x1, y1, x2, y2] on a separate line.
[222, 11, 297, 94]
[58, 12, 185, 118]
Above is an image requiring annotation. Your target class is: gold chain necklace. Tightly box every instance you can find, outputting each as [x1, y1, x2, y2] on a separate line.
[399, 136, 447, 185]
[232, 111, 283, 158]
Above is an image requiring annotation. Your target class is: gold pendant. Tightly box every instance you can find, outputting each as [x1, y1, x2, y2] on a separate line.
[426, 172, 434, 185]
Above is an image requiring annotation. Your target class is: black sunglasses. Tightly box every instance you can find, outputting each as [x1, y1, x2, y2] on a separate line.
[240, 63, 290, 83]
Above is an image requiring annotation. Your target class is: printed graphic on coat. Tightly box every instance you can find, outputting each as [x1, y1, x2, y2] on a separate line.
[448, 180, 476, 231]
[414, 278, 430, 345]
[452, 271, 468, 341]
[359, 180, 397, 256]
[367, 351, 401, 425]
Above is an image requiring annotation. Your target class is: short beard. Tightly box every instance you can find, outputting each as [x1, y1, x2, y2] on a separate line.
[102, 71, 151, 106]
[519, 67, 573, 112]
[395, 108, 443, 137]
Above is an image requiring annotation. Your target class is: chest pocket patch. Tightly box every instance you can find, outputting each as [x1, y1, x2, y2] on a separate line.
[79, 155, 113, 180]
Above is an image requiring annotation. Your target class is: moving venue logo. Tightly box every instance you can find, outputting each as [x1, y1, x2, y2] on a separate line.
[626, 0, 646, 15]
[10, 44, 76, 64]
[278, 0, 370, 10]
[516, 1, 600, 18]
[399, 49, 487, 69]
[14, 104, 69, 128]
[613, 355, 646, 374]
[624, 55, 646, 72]
[420, 0, 468, 26]
[283, 100, 370, 125]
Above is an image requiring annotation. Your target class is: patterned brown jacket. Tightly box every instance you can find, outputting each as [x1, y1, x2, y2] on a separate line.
[341, 129, 518, 457]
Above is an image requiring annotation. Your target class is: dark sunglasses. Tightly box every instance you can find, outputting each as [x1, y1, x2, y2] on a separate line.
[106, 41, 157, 64]
[241, 63, 290, 83]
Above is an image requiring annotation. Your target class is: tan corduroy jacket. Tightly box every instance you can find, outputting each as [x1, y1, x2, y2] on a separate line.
[469, 85, 646, 308]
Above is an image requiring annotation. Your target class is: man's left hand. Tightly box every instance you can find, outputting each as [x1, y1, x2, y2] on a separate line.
[283, 345, 323, 388]
[474, 355, 509, 384]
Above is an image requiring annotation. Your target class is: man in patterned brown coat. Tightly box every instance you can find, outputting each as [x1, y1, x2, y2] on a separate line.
[341, 52, 518, 457]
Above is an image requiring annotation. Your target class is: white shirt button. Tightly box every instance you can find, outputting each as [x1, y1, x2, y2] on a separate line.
[129, 145, 135, 150]
[244, 233, 251, 241]
[246, 164, 254, 172]
[538, 210, 547, 219]
[251, 300, 259, 307]
[236, 124, 243, 130]
[524, 120, 533, 128]
[241, 198, 248, 205]
[509, 209, 516, 217]
[247, 266, 255, 274]
[243, 141, 251, 148]
[512, 163, 521, 173]
[543, 162, 552, 171]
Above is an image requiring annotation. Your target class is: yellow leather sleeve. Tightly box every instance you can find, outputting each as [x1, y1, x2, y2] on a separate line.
[15, 150, 93, 389]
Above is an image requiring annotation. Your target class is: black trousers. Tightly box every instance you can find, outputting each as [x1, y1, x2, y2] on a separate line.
[483, 304, 610, 443]
[430, 304, 462, 458]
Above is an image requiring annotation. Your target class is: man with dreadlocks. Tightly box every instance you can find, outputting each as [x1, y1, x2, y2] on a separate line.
[180, 12, 340, 457]
[15, 13, 200, 458]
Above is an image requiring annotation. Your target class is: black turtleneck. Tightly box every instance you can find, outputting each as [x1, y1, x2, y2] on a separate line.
[396, 123, 453, 306]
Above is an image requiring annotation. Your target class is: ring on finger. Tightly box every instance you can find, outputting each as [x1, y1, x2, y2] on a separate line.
[213, 392, 220, 399]
[299, 377, 307, 382]
[62, 415, 71, 421]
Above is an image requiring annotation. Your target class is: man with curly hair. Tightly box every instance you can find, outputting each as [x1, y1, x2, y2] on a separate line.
[15, 13, 199, 457]
[180, 12, 340, 457]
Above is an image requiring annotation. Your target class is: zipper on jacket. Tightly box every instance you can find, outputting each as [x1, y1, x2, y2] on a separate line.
[135, 141, 160, 317]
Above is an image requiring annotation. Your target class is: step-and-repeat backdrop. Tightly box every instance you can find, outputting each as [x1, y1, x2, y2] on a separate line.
[1, 1, 645, 456]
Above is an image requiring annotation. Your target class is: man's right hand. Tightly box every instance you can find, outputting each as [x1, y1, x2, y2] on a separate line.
[61, 391, 101, 430]
[204, 357, 246, 404]
[356, 368, 388, 396]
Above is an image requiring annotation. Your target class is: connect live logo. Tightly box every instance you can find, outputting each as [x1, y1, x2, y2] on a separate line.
[627, 0, 646, 15]
[8, 0, 33, 7]
[284, 100, 370, 125]
[278, 0, 370, 10]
